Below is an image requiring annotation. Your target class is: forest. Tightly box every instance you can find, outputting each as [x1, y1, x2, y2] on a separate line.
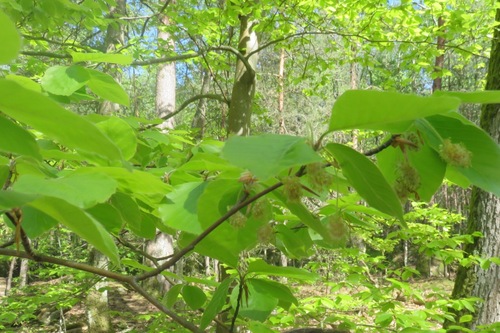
[0, 0, 499, 332]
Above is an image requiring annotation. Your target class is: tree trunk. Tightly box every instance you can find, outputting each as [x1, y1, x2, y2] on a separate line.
[19, 258, 28, 287]
[145, 0, 176, 294]
[156, 3, 176, 130]
[447, 5, 500, 329]
[227, 13, 259, 136]
[278, 48, 286, 134]
[5, 257, 16, 295]
[99, 0, 126, 115]
[86, 250, 112, 333]
[192, 68, 211, 139]
[432, 16, 446, 93]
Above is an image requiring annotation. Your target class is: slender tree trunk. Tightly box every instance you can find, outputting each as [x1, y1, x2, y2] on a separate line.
[446, 5, 500, 330]
[99, 0, 126, 115]
[5, 257, 16, 295]
[145, 0, 176, 294]
[86, 250, 112, 333]
[19, 258, 28, 287]
[156, 3, 176, 130]
[227, 13, 259, 136]
[432, 16, 446, 93]
[192, 68, 211, 139]
[278, 48, 286, 134]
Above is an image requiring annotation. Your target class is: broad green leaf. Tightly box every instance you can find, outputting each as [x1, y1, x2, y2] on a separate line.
[230, 279, 278, 322]
[28, 196, 119, 263]
[20, 206, 58, 238]
[326, 143, 404, 222]
[41, 65, 90, 96]
[275, 223, 313, 258]
[70, 51, 133, 65]
[158, 182, 207, 234]
[111, 192, 155, 239]
[0, 80, 123, 164]
[0, 11, 21, 64]
[13, 173, 118, 209]
[222, 134, 322, 180]
[95, 117, 137, 160]
[178, 152, 239, 172]
[248, 278, 298, 309]
[165, 284, 183, 309]
[86, 68, 130, 106]
[375, 312, 393, 327]
[434, 90, 500, 104]
[122, 258, 154, 272]
[0, 165, 9, 187]
[0, 191, 38, 210]
[6, 75, 42, 92]
[424, 114, 500, 196]
[200, 277, 233, 329]
[247, 258, 319, 281]
[0, 115, 41, 159]
[247, 321, 276, 333]
[181, 285, 207, 310]
[71, 167, 171, 206]
[86, 203, 123, 233]
[329, 90, 460, 132]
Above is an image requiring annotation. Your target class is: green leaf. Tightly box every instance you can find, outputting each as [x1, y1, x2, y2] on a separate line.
[158, 182, 207, 234]
[0, 191, 38, 210]
[41, 65, 90, 96]
[70, 51, 133, 65]
[6, 75, 42, 93]
[86, 68, 130, 106]
[329, 90, 460, 132]
[0, 80, 123, 165]
[433, 90, 500, 104]
[248, 278, 298, 309]
[230, 279, 278, 322]
[86, 204, 123, 233]
[375, 312, 393, 327]
[20, 206, 58, 238]
[247, 258, 319, 281]
[165, 284, 183, 309]
[181, 285, 207, 310]
[200, 278, 233, 329]
[95, 117, 137, 160]
[111, 192, 155, 239]
[0, 115, 42, 159]
[275, 224, 313, 258]
[13, 172, 118, 209]
[222, 134, 322, 180]
[326, 143, 404, 223]
[28, 196, 119, 263]
[0, 11, 21, 64]
[424, 114, 500, 196]
[459, 314, 473, 323]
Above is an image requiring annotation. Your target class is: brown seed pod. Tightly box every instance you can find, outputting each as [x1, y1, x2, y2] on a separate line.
[394, 160, 421, 201]
[327, 213, 349, 240]
[229, 211, 247, 229]
[257, 223, 274, 244]
[282, 176, 302, 202]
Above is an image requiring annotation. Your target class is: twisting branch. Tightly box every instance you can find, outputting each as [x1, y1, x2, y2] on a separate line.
[163, 94, 229, 120]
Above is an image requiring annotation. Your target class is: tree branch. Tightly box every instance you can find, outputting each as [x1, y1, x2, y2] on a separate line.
[363, 135, 399, 156]
[162, 94, 229, 120]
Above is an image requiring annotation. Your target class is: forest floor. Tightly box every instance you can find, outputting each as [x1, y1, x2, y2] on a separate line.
[0, 277, 455, 333]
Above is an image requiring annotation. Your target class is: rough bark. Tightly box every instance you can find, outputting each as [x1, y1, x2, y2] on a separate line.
[144, 232, 174, 294]
[5, 256, 16, 295]
[447, 5, 500, 329]
[19, 258, 28, 287]
[432, 16, 445, 93]
[227, 14, 259, 136]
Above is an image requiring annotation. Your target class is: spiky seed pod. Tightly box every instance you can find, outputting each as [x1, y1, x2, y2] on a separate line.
[439, 139, 472, 168]
[306, 162, 334, 191]
[327, 213, 349, 240]
[257, 223, 274, 244]
[282, 176, 302, 202]
[229, 211, 247, 229]
[394, 160, 421, 201]
[251, 199, 272, 221]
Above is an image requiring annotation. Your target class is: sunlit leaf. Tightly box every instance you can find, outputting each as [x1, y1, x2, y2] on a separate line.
[0, 11, 21, 64]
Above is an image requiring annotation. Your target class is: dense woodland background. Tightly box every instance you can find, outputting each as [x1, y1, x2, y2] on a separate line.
[0, 0, 499, 332]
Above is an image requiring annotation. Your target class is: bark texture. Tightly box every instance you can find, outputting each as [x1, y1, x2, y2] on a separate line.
[86, 250, 112, 333]
[448, 5, 500, 329]
[227, 14, 259, 136]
